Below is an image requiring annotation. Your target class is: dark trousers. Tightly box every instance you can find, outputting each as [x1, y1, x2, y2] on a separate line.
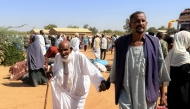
[101, 49, 106, 60]
[29, 68, 47, 87]
[84, 45, 87, 51]
[167, 64, 190, 109]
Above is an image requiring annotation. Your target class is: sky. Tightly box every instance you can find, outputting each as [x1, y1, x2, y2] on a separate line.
[0, 0, 189, 32]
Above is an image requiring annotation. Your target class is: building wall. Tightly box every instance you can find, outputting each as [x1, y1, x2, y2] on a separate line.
[49, 30, 91, 36]
[49, 29, 57, 35]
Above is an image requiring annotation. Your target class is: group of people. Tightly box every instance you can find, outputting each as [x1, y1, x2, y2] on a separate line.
[89, 33, 118, 60]
[25, 30, 110, 85]
[10, 11, 190, 109]
[68, 32, 118, 60]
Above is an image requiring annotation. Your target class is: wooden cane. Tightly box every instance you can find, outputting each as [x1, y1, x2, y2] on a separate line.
[44, 57, 50, 109]
[44, 80, 50, 109]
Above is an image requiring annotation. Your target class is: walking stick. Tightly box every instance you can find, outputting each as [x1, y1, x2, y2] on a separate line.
[44, 80, 50, 109]
[44, 57, 50, 109]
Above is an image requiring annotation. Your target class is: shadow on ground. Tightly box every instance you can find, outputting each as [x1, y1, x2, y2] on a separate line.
[3, 76, 10, 79]
[3, 74, 11, 79]
[2, 82, 30, 87]
[106, 59, 113, 61]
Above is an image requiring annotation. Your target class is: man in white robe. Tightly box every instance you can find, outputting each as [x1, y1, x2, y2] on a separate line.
[37, 30, 46, 55]
[93, 34, 101, 59]
[55, 33, 63, 47]
[48, 40, 105, 109]
[70, 33, 80, 52]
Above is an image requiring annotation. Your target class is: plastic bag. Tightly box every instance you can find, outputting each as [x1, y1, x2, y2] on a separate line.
[92, 59, 108, 66]
[93, 62, 107, 72]
[157, 106, 168, 109]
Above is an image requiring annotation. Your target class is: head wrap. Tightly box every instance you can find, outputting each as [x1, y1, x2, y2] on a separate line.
[165, 31, 190, 75]
[27, 34, 44, 70]
[96, 33, 100, 37]
[75, 33, 79, 37]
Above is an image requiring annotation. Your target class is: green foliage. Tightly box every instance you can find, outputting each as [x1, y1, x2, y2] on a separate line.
[82, 24, 98, 35]
[83, 24, 89, 29]
[88, 27, 98, 35]
[44, 24, 57, 30]
[67, 25, 79, 28]
[0, 26, 28, 37]
[102, 29, 113, 34]
[0, 25, 26, 66]
[1, 44, 25, 66]
[123, 18, 132, 33]
[167, 27, 177, 33]
[101, 29, 125, 36]
[112, 30, 125, 36]
[157, 26, 167, 30]
[146, 27, 158, 34]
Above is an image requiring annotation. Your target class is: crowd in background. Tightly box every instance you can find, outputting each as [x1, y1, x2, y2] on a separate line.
[39, 31, 119, 60]
[10, 30, 120, 86]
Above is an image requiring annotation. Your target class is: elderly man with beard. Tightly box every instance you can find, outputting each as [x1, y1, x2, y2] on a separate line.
[47, 40, 105, 109]
[99, 11, 170, 109]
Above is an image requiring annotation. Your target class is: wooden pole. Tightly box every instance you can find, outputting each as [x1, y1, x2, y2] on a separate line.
[44, 80, 50, 109]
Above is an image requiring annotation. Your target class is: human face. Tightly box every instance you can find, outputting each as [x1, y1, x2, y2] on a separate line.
[58, 44, 71, 59]
[162, 34, 166, 39]
[129, 13, 147, 34]
[29, 38, 32, 44]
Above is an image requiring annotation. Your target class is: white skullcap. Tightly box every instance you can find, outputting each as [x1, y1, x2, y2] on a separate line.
[75, 33, 79, 37]
[96, 33, 100, 37]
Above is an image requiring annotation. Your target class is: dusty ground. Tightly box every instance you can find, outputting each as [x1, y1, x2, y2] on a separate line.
[0, 49, 165, 109]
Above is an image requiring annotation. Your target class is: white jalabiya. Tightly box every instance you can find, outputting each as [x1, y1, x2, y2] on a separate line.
[70, 37, 80, 52]
[92, 48, 101, 59]
[55, 37, 63, 47]
[37, 35, 46, 55]
[93, 37, 101, 59]
[165, 31, 190, 75]
[50, 51, 104, 109]
[110, 43, 170, 109]
[101, 37, 107, 49]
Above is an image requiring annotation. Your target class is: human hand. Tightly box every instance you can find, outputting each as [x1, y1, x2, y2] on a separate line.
[25, 67, 28, 73]
[46, 71, 53, 80]
[99, 80, 111, 92]
[159, 96, 168, 107]
[44, 65, 48, 72]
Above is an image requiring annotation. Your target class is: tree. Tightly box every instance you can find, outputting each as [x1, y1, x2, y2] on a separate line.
[0, 25, 26, 65]
[83, 24, 89, 29]
[113, 30, 125, 36]
[102, 29, 113, 34]
[146, 27, 157, 34]
[123, 18, 131, 33]
[1, 44, 25, 65]
[44, 24, 57, 30]
[167, 27, 177, 33]
[100, 29, 125, 36]
[67, 25, 79, 28]
[0, 24, 28, 37]
[88, 27, 98, 35]
[157, 26, 167, 30]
